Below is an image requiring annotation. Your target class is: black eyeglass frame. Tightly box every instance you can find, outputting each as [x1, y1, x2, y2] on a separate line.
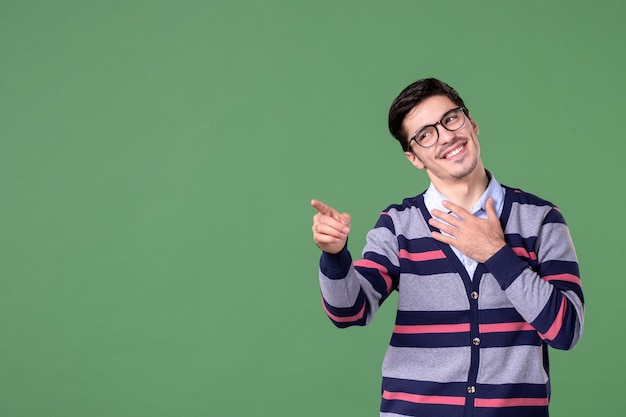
[405, 106, 468, 151]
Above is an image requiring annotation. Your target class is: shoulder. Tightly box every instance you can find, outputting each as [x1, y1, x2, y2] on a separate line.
[502, 185, 567, 225]
[380, 194, 425, 217]
[373, 193, 429, 235]
[502, 185, 556, 207]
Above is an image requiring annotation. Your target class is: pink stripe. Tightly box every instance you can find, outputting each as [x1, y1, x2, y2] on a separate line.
[542, 273, 582, 287]
[539, 296, 567, 341]
[475, 397, 549, 407]
[511, 246, 537, 260]
[399, 249, 446, 262]
[321, 297, 366, 323]
[354, 259, 392, 293]
[479, 322, 535, 333]
[383, 390, 465, 406]
[394, 323, 470, 334]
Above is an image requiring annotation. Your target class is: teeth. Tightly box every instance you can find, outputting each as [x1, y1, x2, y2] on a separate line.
[445, 146, 464, 158]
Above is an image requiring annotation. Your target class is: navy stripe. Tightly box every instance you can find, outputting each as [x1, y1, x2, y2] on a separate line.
[381, 400, 464, 417]
[391, 332, 470, 348]
[531, 295, 578, 349]
[475, 406, 548, 417]
[481, 308, 526, 323]
[480, 330, 542, 348]
[384, 377, 467, 396]
[374, 212, 396, 233]
[506, 186, 553, 208]
[396, 310, 469, 325]
[538, 260, 583, 299]
[322, 290, 367, 327]
[357, 251, 399, 299]
[398, 235, 442, 252]
[531, 292, 563, 335]
[319, 247, 352, 279]
[399, 257, 455, 275]
[476, 382, 549, 398]
[505, 233, 539, 266]
[538, 260, 579, 277]
[543, 208, 566, 225]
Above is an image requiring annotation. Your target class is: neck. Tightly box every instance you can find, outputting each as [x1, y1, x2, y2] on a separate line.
[430, 167, 490, 211]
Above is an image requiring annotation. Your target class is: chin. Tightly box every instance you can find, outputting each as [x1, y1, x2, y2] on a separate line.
[451, 158, 480, 180]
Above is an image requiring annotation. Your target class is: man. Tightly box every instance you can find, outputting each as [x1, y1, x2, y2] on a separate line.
[311, 78, 584, 417]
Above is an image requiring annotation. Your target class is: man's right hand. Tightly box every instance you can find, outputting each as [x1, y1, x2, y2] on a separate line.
[311, 199, 351, 254]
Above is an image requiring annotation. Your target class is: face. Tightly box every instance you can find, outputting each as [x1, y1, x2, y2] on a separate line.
[403, 95, 483, 186]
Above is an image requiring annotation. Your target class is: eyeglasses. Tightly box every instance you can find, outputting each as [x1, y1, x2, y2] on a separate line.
[407, 106, 467, 150]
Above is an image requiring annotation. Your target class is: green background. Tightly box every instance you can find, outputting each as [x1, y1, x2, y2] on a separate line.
[1, 1, 623, 415]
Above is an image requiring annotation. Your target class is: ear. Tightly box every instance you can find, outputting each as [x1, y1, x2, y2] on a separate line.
[468, 114, 479, 135]
[404, 150, 425, 170]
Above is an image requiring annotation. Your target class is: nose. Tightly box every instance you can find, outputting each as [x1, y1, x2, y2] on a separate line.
[435, 122, 455, 145]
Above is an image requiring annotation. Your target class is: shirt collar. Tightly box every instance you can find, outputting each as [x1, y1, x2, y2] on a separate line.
[423, 170, 505, 217]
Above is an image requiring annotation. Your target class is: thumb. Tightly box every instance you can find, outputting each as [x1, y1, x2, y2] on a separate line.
[486, 197, 498, 219]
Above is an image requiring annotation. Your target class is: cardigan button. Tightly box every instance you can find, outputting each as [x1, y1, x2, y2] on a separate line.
[467, 386, 476, 394]
[472, 337, 481, 346]
[470, 291, 479, 300]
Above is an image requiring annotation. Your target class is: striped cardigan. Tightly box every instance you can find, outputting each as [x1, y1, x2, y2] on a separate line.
[319, 185, 584, 417]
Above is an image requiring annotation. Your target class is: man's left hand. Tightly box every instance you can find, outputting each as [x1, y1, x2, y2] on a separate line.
[428, 197, 506, 263]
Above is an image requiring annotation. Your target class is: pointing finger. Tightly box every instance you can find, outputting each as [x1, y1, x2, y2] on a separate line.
[442, 200, 470, 217]
[431, 209, 462, 226]
[311, 199, 341, 220]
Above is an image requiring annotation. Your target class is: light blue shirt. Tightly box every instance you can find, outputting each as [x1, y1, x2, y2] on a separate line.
[423, 171, 505, 278]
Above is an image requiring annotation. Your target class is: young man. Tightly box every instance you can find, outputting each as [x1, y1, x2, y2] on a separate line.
[311, 78, 584, 417]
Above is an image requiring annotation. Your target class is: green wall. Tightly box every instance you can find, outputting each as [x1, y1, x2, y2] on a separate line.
[1, 1, 623, 415]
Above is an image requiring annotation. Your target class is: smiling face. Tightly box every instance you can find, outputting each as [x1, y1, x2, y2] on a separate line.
[403, 95, 483, 188]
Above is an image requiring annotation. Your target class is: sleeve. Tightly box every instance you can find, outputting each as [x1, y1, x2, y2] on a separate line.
[485, 207, 584, 350]
[318, 211, 401, 328]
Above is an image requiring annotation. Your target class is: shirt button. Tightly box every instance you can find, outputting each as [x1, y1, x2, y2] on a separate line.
[472, 337, 481, 346]
[470, 291, 479, 300]
[467, 386, 476, 394]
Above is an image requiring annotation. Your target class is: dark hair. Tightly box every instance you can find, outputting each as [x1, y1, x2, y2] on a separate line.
[388, 78, 468, 151]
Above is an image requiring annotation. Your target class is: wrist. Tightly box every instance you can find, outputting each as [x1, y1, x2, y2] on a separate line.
[320, 246, 352, 279]
[484, 245, 528, 290]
